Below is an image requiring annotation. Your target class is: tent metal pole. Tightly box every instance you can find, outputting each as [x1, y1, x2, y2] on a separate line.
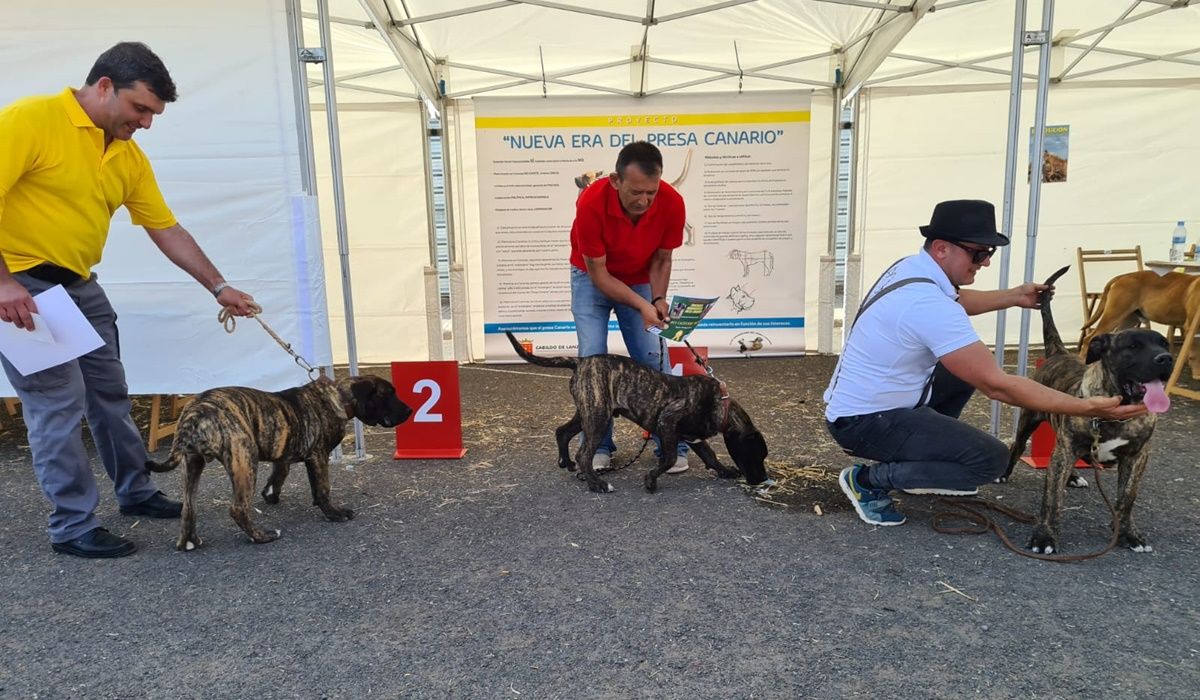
[1013, 0, 1056, 428]
[989, 0, 1028, 437]
[419, 103, 444, 361]
[317, 0, 365, 458]
[825, 85, 843, 257]
[440, 98, 471, 362]
[845, 91, 861, 255]
[818, 82, 843, 355]
[287, 0, 348, 459]
[286, 0, 318, 195]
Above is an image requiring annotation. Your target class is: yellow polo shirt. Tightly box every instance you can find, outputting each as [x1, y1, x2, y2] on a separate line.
[0, 88, 177, 278]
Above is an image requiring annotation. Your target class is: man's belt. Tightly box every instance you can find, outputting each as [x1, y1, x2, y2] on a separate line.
[22, 263, 84, 286]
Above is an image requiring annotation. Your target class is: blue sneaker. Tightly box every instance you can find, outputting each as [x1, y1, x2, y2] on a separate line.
[839, 465, 906, 526]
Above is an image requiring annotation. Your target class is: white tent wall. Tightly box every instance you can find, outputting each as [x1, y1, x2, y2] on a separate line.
[0, 0, 332, 394]
[310, 103, 433, 363]
[853, 81, 1200, 348]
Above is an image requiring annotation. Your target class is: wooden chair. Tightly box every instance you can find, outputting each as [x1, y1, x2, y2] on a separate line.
[147, 394, 193, 452]
[1076, 246, 1144, 347]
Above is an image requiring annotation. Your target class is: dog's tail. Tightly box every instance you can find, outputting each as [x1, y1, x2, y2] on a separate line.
[1040, 265, 1071, 358]
[145, 449, 184, 473]
[505, 331, 577, 370]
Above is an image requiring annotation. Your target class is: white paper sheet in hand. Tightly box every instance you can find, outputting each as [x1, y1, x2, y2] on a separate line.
[0, 285, 104, 376]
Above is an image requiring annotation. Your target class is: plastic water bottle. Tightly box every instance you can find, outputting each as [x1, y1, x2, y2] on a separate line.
[1170, 220, 1188, 263]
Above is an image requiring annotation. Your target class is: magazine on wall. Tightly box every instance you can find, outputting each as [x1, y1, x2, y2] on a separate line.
[647, 295, 719, 342]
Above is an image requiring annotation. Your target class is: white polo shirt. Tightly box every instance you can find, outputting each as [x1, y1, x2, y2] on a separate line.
[824, 250, 980, 420]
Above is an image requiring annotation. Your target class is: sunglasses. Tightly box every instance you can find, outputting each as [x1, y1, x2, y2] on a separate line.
[947, 240, 996, 265]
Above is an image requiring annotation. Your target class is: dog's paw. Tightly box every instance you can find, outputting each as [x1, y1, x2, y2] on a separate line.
[1028, 528, 1058, 554]
[644, 474, 659, 493]
[993, 473, 1012, 484]
[712, 465, 738, 479]
[325, 507, 355, 522]
[587, 480, 614, 494]
[176, 535, 203, 551]
[261, 484, 281, 504]
[249, 528, 281, 544]
[1068, 474, 1089, 488]
[748, 477, 777, 494]
[1120, 531, 1152, 552]
[559, 460, 576, 472]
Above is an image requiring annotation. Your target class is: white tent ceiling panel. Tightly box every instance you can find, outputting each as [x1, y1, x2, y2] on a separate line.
[308, 1, 1200, 101]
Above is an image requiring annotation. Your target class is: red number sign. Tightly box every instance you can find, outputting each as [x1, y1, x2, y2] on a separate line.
[667, 345, 708, 376]
[391, 361, 467, 459]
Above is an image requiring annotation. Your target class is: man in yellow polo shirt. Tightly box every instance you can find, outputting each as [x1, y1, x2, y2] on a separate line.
[0, 42, 257, 558]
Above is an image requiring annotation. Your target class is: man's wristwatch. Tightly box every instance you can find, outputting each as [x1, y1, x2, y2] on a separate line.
[211, 282, 231, 298]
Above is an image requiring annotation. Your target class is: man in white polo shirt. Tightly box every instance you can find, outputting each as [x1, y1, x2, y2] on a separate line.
[824, 199, 1146, 526]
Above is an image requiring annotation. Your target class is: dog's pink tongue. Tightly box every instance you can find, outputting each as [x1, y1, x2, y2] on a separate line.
[1143, 380, 1170, 414]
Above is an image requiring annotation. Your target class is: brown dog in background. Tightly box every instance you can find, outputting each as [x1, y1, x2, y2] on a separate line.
[1080, 270, 1200, 377]
[147, 376, 412, 550]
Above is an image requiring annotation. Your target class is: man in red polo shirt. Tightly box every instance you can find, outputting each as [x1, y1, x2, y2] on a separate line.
[568, 140, 690, 473]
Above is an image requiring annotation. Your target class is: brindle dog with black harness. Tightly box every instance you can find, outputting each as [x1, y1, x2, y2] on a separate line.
[147, 376, 412, 550]
[1003, 266, 1173, 554]
[506, 332, 771, 494]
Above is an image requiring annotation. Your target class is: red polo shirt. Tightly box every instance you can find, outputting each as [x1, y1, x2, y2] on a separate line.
[569, 178, 685, 285]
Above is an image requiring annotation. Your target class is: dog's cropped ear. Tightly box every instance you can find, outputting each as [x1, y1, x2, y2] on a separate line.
[1086, 334, 1113, 365]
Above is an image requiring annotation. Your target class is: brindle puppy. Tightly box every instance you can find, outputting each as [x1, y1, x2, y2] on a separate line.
[147, 376, 412, 550]
[1004, 266, 1173, 554]
[506, 332, 771, 494]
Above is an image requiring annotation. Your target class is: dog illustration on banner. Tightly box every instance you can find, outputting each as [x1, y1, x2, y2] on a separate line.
[726, 285, 756, 313]
[729, 249, 775, 277]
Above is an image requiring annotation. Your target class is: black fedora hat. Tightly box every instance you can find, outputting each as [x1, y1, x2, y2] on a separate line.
[919, 199, 1010, 246]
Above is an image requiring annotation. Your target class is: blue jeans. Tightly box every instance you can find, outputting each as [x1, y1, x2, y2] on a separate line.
[825, 363, 1007, 491]
[570, 267, 688, 458]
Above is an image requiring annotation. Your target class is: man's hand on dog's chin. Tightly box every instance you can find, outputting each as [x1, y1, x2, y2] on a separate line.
[1085, 396, 1148, 421]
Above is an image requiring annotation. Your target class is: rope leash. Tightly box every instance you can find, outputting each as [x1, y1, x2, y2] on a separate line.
[931, 461, 1121, 563]
[218, 303, 320, 379]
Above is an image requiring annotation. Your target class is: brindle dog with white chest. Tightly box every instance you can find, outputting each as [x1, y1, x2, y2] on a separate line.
[506, 331, 772, 494]
[1004, 266, 1173, 554]
[147, 376, 412, 550]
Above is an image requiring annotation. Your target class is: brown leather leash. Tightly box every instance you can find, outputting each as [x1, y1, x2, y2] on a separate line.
[931, 462, 1121, 563]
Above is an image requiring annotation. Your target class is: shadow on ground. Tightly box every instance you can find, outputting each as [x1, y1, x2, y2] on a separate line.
[1, 354, 1198, 698]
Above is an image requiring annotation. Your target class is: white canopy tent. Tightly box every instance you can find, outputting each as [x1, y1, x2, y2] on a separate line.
[2, 1, 1197, 392]
[299, 0, 1200, 367]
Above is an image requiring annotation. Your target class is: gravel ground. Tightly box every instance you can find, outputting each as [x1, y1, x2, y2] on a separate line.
[1, 353, 1198, 699]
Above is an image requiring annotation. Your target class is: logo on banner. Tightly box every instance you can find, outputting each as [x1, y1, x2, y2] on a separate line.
[731, 332, 773, 355]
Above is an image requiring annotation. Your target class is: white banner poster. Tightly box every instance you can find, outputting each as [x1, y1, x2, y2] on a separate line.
[475, 92, 811, 361]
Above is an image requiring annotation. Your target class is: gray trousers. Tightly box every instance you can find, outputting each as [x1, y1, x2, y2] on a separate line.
[1, 273, 158, 543]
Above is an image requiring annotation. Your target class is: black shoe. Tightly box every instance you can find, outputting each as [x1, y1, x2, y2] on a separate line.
[119, 491, 182, 519]
[51, 527, 137, 558]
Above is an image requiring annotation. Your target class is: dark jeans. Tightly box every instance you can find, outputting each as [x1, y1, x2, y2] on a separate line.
[826, 363, 1008, 491]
